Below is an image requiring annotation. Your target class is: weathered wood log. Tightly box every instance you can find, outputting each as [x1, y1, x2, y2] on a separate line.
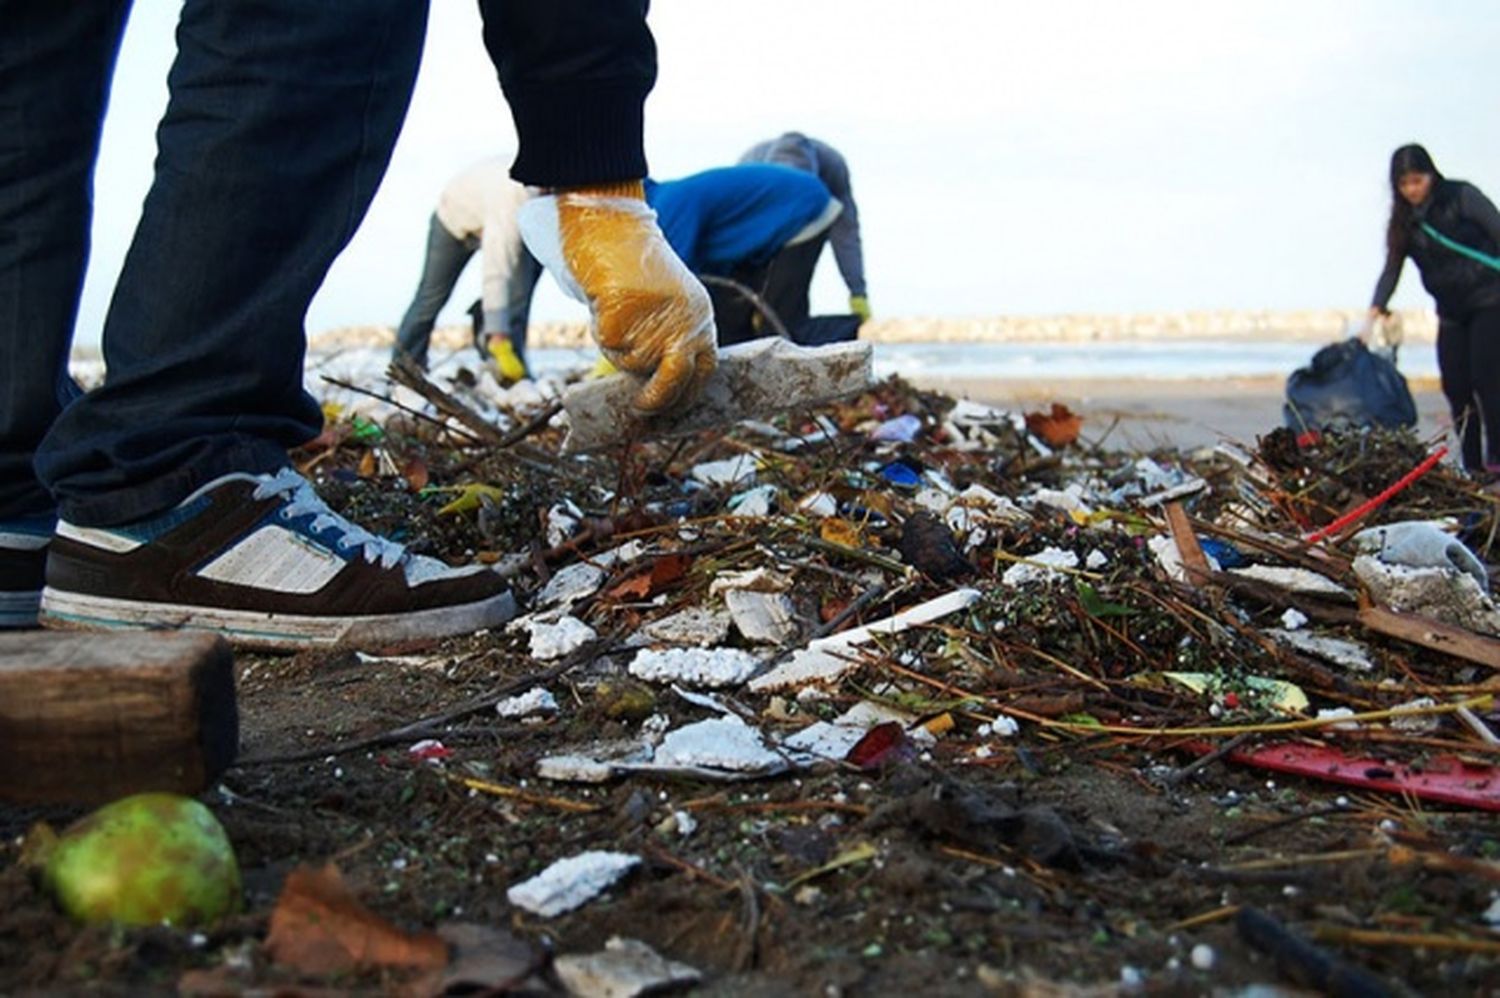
[0, 632, 238, 804]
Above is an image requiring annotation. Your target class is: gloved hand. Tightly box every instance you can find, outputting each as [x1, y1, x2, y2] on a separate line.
[849, 294, 872, 322]
[519, 182, 716, 414]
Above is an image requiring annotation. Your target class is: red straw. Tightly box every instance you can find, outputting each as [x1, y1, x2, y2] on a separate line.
[1303, 446, 1449, 546]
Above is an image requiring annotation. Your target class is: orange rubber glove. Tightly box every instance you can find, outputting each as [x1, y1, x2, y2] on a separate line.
[520, 181, 716, 414]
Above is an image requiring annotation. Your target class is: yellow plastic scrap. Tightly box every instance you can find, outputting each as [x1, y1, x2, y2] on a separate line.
[433, 482, 509, 516]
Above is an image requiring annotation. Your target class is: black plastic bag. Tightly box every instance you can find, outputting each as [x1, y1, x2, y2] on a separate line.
[1283, 338, 1416, 432]
[791, 314, 862, 346]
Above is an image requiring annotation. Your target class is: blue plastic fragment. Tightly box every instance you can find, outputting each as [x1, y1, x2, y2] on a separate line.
[879, 461, 922, 488]
[1198, 537, 1246, 568]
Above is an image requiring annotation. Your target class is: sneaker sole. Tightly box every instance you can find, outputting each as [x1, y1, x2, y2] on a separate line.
[38, 587, 517, 650]
[0, 589, 42, 629]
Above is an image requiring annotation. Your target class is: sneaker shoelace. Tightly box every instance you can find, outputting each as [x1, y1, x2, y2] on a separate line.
[252, 469, 407, 571]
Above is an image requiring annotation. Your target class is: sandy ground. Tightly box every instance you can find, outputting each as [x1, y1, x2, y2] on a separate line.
[912, 373, 1451, 453]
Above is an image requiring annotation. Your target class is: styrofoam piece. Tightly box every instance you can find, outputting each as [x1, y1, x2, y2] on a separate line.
[1027, 484, 1092, 515]
[538, 562, 606, 607]
[651, 715, 785, 773]
[725, 589, 800, 644]
[1085, 549, 1109, 570]
[628, 646, 762, 687]
[526, 616, 597, 660]
[1389, 697, 1441, 733]
[749, 588, 982, 692]
[1281, 608, 1309, 630]
[690, 454, 759, 488]
[1002, 546, 1080, 586]
[506, 851, 640, 917]
[1267, 629, 1374, 672]
[709, 567, 792, 596]
[554, 937, 702, 998]
[496, 687, 560, 718]
[783, 701, 935, 759]
[641, 606, 732, 647]
[1353, 555, 1500, 634]
[1228, 564, 1351, 599]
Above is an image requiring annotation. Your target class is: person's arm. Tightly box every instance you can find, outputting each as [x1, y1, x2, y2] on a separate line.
[814, 143, 868, 304]
[1370, 246, 1403, 317]
[1457, 182, 1500, 250]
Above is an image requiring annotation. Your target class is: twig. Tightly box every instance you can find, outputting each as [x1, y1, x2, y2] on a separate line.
[319, 375, 487, 445]
[1165, 904, 1241, 932]
[698, 274, 791, 340]
[811, 582, 891, 639]
[1161, 732, 1254, 786]
[449, 774, 601, 814]
[1311, 925, 1500, 955]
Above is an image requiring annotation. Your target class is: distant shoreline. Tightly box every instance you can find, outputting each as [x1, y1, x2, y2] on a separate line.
[297, 307, 1435, 353]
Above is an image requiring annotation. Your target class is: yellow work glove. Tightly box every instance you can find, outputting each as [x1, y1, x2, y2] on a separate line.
[519, 181, 716, 414]
[849, 294, 872, 322]
[485, 336, 528, 383]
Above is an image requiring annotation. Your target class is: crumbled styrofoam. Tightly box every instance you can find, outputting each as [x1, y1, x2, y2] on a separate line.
[1281, 608, 1309, 630]
[641, 606, 732, 647]
[709, 567, 792, 596]
[496, 687, 559, 718]
[691, 454, 758, 487]
[554, 937, 702, 998]
[1027, 484, 1092, 515]
[783, 701, 936, 758]
[1315, 707, 1361, 731]
[1085, 549, 1109, 570]
[750, 588, 982, 692]
[1267, 629, 1374, 672]
[545, 500, 584, 548]
[1002, 546, 1080, 586]
[981, 715, 1020, 738]
[536, 755, 618, 782]
[1389, 697, 1440, 733]
[506, 851, 640, 917]
[628, 646, 762, 687]
[525, 616, 596, 660]
[652, 715, 785, 773]
[725, 589, 800, 644]
[797, 491, 838, 518]
[1353, 555, 1500, 635]
[1228, 565, 1350, 599]
[538, 562, 606, 607]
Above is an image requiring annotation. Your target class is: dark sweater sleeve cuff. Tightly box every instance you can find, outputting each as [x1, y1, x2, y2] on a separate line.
[507, 83, 648, 189]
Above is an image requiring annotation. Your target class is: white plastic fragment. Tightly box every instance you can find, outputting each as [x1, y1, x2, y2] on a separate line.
[496, 687, 560, 718]
[1148, 534, 1222, 584]
[1281, 608, 1309, 630]
[506, 851, 640, 918]
[652, 715, 785, 772]
[627, 647, 762, 688]
[1002, 546, 1080, 587]
[538, 562, 606, 607]
[553, 937, 702, 998]
[1085, 549, 1109, 570]
[1315, 707, 1361, 731]
[690, 454, 758, 487]
[1389, 697, 1440, 733]
[526, 616, 597, 660]
[1138, 478, 1208, 508]
[725, 589, 800, 644]
[728, 484, 778, 518]
[640, 606, 732, 647]
[749, 588, 982, 692]
[1266, 629, 1374, 672]
[1027, 483, 1092, 515]
[545, 501, 584, 548]
[797, 491, 838, 518]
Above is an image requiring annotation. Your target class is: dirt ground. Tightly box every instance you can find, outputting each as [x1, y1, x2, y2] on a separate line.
[3, 375, 1498, 996]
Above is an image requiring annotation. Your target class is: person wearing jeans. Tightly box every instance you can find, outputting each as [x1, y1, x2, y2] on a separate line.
[0, 0, 715, 644]
[391, 157, 543, 374]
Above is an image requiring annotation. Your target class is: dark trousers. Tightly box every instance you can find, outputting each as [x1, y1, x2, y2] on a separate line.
[0, 1, 652, 526]
[1436, 306, 1500, 471]
[708, 232, 828, 347]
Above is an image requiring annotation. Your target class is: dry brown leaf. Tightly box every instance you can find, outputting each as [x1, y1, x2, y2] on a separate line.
[1024, 403, 1084, 447]
[649, 552, 693, 591]
[357, 449, 378, 478]
[820, 518, 864, 548]
[265, 863, 448, 976]
[605, 571, 654, 601]
[402, 456, 430, 492]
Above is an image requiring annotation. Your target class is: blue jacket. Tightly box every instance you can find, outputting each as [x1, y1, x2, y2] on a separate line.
[644, 164, 833, 275]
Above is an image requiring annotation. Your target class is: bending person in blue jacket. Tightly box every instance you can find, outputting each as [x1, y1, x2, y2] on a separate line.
[646, 164, 841, 345]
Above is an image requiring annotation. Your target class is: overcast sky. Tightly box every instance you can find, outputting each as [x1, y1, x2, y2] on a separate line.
[78, 1, 1500, 345]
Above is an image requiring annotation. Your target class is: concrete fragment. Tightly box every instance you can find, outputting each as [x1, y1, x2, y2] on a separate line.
[627, 646, 762, 687]
[506, 852, 640, 917]
[553, 937, 701, 998]
[559, 338, 873, 453]
[725, 589, 800, 644]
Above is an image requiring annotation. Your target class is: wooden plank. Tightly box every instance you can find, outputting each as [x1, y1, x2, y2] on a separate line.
[0, 632, 238, 804]
[1163, 501, 1213, 586]
[1358, 605, 1500, 672]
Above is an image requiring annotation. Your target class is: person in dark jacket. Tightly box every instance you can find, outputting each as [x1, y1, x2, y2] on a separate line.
[646, 164, 841, 345]
[1370, 143, 1500, 472]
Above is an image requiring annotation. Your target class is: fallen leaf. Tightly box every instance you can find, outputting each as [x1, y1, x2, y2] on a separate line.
[821, 519, 864, 548]
[649, 553, 693, 591]
[435, 482, 507, 516]
[265, 863, 449, 976]
[605, 572, 654, 602]
[1024, 403, 1083, 447]
[402, 456, 429, 492]
[357, 450, 377, 478]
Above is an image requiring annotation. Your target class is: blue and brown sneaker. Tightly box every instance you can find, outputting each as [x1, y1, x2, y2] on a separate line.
[0, 514, 54, 629]
[39, 468, 515, 650]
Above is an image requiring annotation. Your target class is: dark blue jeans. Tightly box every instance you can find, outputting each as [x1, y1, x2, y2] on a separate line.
[0, 0, 428, 526]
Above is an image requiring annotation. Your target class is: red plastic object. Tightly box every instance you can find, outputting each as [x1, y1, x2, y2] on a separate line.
[1214, 741, 1499, 811]
[846, 721, 915, 771]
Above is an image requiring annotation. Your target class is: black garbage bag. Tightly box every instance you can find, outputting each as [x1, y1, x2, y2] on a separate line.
[791, 314, 863, 346]
[1283, 338, 1416, 432]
